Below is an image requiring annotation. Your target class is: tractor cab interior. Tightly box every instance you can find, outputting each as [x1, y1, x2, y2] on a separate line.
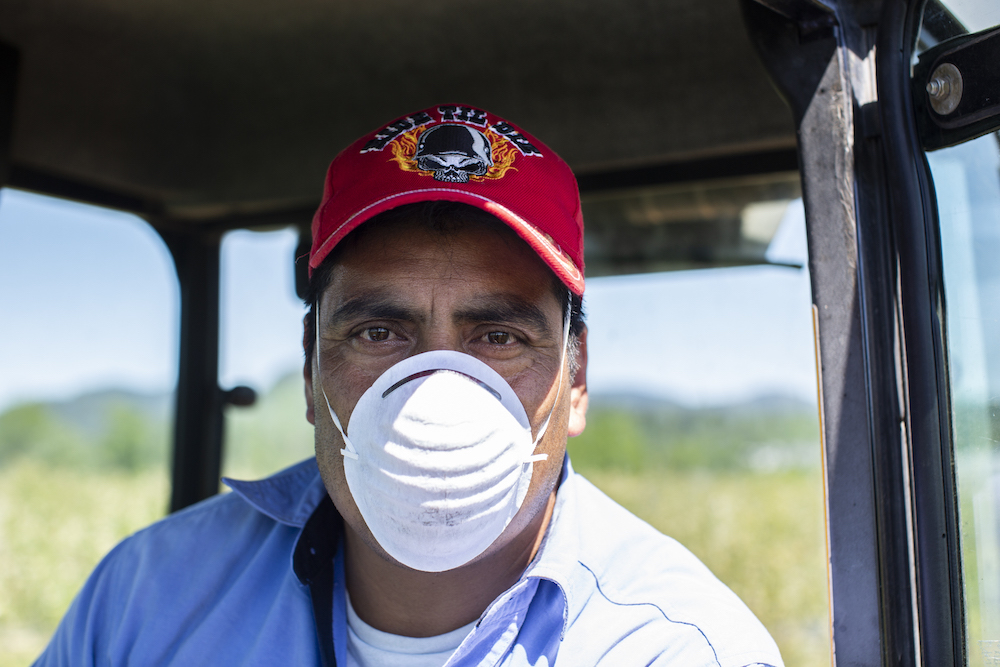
[3, 0, 1000, 664]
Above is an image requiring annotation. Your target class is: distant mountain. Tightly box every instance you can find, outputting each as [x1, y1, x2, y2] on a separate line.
[1, 378, 820, 474]
[46, 389, 172, 437]
[730, 392, 816, 413]
[14, 383, 817, 431]
[574, 390, 821, 472]
[588, 391, 815, 415]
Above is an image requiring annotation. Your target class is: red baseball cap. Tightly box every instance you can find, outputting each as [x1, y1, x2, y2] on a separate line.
[309, 104, 585, 295]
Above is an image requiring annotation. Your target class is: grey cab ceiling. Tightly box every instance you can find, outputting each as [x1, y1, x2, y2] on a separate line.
[0, 0, 797, 225]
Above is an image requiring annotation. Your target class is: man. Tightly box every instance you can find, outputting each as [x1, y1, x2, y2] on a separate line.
[36, 105, 783, 666]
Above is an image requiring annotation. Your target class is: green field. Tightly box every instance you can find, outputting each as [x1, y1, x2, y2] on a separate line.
[0, 380, 830, 666]
[0, 462, 169, 666]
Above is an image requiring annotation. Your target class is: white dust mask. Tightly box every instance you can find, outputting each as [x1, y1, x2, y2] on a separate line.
[316, 302, 571, 572]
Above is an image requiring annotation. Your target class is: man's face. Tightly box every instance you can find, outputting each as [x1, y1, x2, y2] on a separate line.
[304, 215, 587, 570]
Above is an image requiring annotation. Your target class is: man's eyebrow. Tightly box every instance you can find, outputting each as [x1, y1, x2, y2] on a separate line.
[453, 296, 554, 335]
[328, 294, 420, 325]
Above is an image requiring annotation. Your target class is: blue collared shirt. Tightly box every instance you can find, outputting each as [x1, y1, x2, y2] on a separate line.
[35, 458, 783, 666]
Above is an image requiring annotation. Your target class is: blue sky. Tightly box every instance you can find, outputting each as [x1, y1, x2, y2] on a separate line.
[0, 188, 816, 411]
[946, 0, 1000, 31]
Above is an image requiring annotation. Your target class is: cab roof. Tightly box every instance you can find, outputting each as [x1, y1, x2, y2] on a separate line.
[0, 0, 795, 228]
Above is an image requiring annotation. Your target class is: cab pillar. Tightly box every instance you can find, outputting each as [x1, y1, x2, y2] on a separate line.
[159, 228, 225, 513]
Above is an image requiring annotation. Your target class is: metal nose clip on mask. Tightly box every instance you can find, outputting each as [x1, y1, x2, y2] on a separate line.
[315, 300, 572, 572]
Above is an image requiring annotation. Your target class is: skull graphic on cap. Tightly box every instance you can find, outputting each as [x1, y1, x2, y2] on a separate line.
[413, 124, 494, 183]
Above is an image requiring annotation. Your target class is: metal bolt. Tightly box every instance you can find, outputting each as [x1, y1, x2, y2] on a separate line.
[927, 62, 963, 116]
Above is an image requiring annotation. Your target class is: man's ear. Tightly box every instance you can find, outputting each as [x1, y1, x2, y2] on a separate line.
[303, 313, 316, 425]
[567, 326, 588, 437]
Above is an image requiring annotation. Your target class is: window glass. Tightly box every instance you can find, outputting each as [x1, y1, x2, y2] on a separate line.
[929, 132, 1000, 667]
[2, 187, 828, 665]
[575, 198, 829, 665]
[938, 0, 1000, 33]
[218, 228, 311, 481]
[0, 189, 176, 664]
[921, 1, 1000, 663]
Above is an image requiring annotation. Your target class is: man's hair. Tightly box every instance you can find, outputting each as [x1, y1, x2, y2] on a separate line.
[303, 201, 585, 373]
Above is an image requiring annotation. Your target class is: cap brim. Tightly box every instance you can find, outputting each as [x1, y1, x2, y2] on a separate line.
[310, 187, 585, 295]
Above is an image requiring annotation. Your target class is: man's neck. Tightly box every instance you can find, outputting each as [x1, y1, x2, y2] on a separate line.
[343, 489, 556, 638]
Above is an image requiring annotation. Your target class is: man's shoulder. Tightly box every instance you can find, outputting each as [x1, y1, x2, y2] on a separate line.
[35, 459, 324, 666]
[123, 457, 321, 552]
[120, 481, 274, 560]
[563, 473, 783, 667]
[570, 473, 726, 599]
[107, 457, 323, 582]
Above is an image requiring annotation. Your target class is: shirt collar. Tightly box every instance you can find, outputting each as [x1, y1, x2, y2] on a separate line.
[223, 457, 327, 528]
[518, 456, 582, 639]
[223, 455, 584, 638]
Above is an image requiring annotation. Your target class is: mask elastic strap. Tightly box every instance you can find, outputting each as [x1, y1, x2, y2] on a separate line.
[523, 291, 574, 464]
[315, 305, 360, 461]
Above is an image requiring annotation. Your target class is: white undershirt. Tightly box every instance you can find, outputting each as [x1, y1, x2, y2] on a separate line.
[345, 592, 476, 667]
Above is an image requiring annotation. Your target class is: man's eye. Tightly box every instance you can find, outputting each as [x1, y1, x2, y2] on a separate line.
[362, 327, 392, 342]
[486, 331, 515, 345]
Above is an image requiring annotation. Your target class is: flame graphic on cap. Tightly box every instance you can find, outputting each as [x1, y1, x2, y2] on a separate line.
[389, 126, 519, 182]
